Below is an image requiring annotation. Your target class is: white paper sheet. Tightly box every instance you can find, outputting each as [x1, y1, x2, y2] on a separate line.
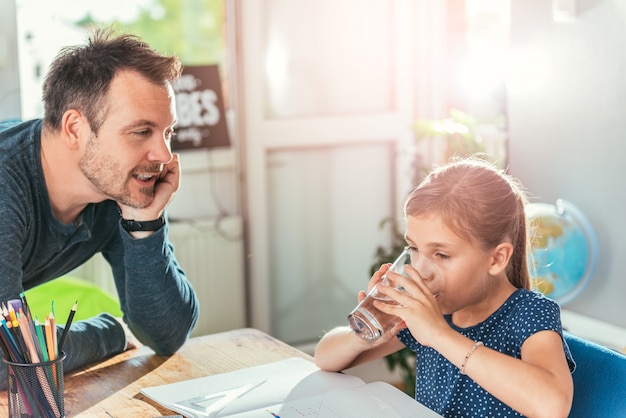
[140, 357, 442, 418]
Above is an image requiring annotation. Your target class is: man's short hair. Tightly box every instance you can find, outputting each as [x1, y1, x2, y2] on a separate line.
[42, 27, 181, 134]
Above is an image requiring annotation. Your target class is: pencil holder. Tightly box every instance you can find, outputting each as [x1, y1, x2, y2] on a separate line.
[3, 353, 65, 418]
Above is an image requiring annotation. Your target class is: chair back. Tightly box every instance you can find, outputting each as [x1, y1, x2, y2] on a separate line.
[565, 332, 626, 418]
[25, 275, 122, 322]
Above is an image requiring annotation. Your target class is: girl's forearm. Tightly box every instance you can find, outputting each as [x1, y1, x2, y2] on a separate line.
[314, 326, 364, 371]
[314, 326, 405, 372]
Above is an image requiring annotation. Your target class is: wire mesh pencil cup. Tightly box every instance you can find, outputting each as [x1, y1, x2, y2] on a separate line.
[3, 353, 65, 418]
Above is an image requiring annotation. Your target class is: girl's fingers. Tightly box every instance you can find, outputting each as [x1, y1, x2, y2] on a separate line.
[357, 290, 367, 303]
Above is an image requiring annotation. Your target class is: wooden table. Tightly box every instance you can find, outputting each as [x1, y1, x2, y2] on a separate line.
[0, 328, 313, 417]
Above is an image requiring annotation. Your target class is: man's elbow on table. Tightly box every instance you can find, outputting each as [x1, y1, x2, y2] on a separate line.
[129, 312, 198, 355]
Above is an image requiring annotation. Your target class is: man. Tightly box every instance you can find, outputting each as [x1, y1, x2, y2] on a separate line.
[0, 28, 199, 388]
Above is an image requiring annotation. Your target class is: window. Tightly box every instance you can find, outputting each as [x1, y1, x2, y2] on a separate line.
[16, 0, 227, 119]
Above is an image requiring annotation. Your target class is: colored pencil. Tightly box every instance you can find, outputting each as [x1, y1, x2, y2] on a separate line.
[19, 293, 32, 321]
[1, 302, 10, 322]
[34, 320, 49, 363]
[48, 312, 58, 359]
[7, 317, 30, 363]
[20, 309, 43, 362]
[2, 298, 63, 417]
[0, 321, 14, 360]
[19, 293, 42, 359]
[58, 301, 78, 354]
[17, 311, 39, 363]
[7, 302, 18, 326]
[0, 318, 23, 363]
[14, 317, 59, 416]
[44, 319, 55, 362]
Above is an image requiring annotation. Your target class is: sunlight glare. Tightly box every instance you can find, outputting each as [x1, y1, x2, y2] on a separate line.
[17, 0, 156, 23]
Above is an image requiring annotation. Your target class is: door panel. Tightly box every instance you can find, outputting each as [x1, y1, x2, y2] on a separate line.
[267, 144, 394, 344]
[262, 0, 393, 117]
[233, 0, 415, 344]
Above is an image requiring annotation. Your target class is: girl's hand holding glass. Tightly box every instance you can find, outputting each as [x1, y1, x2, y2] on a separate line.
[348, 247, 441, 342]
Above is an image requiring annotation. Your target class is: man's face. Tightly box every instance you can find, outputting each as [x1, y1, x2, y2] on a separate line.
[79, 70, 177, 208]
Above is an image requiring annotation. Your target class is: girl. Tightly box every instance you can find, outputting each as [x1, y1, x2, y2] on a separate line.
[314, 157, 574, 417]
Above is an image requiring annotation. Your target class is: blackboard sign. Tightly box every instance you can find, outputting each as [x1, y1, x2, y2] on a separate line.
[172, 65, 231, 150]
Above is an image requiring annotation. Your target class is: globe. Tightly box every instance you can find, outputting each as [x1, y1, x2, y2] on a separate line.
[525, 199, 599, 305]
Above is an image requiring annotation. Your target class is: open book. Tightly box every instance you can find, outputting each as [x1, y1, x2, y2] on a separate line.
[140, 357, 442, 418]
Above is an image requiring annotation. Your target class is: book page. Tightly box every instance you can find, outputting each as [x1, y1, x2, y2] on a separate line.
[140, 357, 364, 417]
[228, 382, 443, 418]
[140, 357, 442, 418]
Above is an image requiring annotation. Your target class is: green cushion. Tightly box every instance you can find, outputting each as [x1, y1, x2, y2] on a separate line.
[24, 276, 122, 324]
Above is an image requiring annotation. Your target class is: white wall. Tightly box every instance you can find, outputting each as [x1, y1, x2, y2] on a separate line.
[0, 0, 21, 122]
[6, 0, 624, 335]
[507, 0, 626, 328]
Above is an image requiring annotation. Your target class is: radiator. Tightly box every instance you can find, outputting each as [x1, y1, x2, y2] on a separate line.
[70, 216, 246, 337]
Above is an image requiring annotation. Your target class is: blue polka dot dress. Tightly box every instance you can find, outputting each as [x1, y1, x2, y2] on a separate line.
[397, 289, 575, 417]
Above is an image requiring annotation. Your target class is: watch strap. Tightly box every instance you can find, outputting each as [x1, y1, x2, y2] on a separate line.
[121, 215, 165, 232]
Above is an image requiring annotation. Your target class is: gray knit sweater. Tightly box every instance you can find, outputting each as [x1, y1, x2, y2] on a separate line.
[0, 119, 199, 390]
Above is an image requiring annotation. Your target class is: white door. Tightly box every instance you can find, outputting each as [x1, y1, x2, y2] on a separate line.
[231, 0, 417, 345]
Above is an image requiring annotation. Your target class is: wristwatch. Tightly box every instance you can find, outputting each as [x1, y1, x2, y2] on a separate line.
[120, 215, 166, 232]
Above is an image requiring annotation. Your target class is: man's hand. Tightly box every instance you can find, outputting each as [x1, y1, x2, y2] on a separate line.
[118, 153, 181, 226]
[115, 317, 142, 351]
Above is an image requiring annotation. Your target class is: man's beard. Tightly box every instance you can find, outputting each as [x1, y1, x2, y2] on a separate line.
[79, 133, 159, 208]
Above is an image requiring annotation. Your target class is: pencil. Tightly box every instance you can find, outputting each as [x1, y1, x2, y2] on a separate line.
[34, 320, 49, 363]
[0, 321, 15, 360]
[48, 312, 58, 359]
[19, 293, 41, 358]
[20, 316, 60, 417]
[7, 302, 18, 326]
[1, 302, 10, 322]
[19, 308, 43, 361]
[16, 315, 60, 417]
[7, 317, 30, 363]
[0, 319, 23, 363]
[17, 311, 39, 363]
[19, 292, 34, 325]
[38, 318, 62, 405]
[57, 300, 77, 354]
[44, 317, 60, 396]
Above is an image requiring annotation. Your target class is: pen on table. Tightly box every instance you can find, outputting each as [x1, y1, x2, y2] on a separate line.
[58, 300, 77, 354]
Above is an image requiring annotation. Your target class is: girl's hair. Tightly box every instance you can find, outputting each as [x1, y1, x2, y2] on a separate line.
[42, 27, 182, 134]
[404, 156, 531, 290]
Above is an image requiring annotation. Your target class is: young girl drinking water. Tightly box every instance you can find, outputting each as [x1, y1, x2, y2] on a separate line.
[314, 157, 575, 418]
